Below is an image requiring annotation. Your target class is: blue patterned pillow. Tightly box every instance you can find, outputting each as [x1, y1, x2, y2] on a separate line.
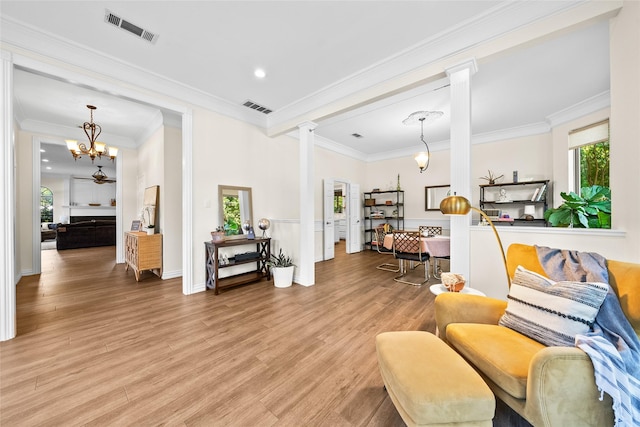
[499, 266, 609, 347]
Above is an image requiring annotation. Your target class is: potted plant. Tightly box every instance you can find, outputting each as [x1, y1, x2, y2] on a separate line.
[267, 249, 295, 288]
[544, 185, 611, 228]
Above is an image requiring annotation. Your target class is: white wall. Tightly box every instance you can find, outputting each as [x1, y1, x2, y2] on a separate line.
[163, 125, 182, 278]
[191, 109, 300, 288]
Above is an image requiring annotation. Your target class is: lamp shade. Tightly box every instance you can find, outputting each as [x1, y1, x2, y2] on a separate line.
[414, 152, 429, 170]
[440, 194, 471, 215]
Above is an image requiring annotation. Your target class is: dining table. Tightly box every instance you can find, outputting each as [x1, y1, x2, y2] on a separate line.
[382, 232, 450, 277]
[382, 233, 450, 257]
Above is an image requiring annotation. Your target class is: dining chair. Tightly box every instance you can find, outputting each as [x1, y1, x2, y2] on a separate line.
[372, 226, 400, 272]
[418, 225, 449, 279]
[392, 230, 430, 286]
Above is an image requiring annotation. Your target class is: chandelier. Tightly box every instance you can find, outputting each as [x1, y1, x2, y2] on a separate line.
[402, 110, 443, 173]
[65, 105, 118, 163]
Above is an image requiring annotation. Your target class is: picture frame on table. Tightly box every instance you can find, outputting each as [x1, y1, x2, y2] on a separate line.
[131, 220, 141, 231]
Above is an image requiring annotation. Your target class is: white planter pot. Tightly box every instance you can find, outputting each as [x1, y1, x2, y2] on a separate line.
[272, 266, 294, 288]
[146, 227, 155, 235]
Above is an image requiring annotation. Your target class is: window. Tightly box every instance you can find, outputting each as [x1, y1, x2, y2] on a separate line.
[334, 191, 344, 213]
[41, 186, 53, 223]
[568, 119, 610, 192]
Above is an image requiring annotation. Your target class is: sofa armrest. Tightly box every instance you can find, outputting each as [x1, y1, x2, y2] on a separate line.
[434, 293, 507, 343]
[524, 347, 613, 427]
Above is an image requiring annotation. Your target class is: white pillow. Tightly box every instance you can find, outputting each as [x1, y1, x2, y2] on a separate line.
[499, 266, 609, 347]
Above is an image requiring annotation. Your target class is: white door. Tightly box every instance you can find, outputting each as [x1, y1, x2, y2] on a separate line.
[323, 179, 335, 260]
[347, 183, 362, 253]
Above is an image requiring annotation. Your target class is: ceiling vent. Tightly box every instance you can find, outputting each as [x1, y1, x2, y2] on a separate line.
[242, 100, 273, 115]
[104, 10, 159, 44]
[351, 133, 363, 138]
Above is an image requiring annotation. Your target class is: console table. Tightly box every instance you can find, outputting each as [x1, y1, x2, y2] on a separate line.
[205, 237, 271, 294]
[125, 232, 163, 281]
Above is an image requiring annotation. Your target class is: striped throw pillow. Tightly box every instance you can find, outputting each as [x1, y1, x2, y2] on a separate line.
[499, 266, 609, 347]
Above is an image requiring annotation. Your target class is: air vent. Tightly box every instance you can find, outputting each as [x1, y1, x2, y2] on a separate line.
[104, 10, 159, 44]
[351, 133, 363, 138]
[242, 100, 273, 115]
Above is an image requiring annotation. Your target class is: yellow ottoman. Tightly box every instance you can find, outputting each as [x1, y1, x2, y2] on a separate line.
[376, 331, 495, 427]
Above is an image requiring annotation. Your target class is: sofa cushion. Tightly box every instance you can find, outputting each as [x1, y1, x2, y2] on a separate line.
[447, 323, 545, 399]
[499, 266, 608, 347]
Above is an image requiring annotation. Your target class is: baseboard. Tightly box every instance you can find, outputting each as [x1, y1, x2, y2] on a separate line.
[161, 269, 182, 280]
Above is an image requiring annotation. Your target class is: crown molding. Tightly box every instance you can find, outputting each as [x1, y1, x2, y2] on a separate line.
[545, 90, 610, 127]
[266, 0, 612, 136]
[0, 16, 268, 129]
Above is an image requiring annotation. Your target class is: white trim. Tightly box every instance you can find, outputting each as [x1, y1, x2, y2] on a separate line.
[181, 110, 195, 295]
[162, 269, 183, 280]
[298, 121, 317, 287]
[32, 137, 41, 275]
[546, 91, 610, 128]
[0, 49, 16, 341]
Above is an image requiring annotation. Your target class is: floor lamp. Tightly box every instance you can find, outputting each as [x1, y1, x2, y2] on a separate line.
[440, 194, 511, 289]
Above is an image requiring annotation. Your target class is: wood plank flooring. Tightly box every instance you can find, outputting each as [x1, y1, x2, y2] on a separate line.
[1, 242, 529, 426]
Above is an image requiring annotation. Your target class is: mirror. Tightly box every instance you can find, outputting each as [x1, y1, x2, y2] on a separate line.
[425, 185, 450, 211]
[218, 185, 253, 238]
[143, 185, 159, 226]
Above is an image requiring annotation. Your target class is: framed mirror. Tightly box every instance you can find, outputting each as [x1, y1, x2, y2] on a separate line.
[425, 185, 450, 211]
[218, 185, 253, 238]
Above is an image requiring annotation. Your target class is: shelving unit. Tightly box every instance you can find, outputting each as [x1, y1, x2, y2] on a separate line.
[364, 190, 404, 250]
[479, 180, 550, 227]
[204, 237, 271, 294]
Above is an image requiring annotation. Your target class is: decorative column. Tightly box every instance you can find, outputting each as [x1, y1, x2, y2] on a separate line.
[298, 121, 317, 287]
[0, 49, 16, 341]
[445, 59, 477, 280]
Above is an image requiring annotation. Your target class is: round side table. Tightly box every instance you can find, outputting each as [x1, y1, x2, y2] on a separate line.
[429, 284, 486, 297]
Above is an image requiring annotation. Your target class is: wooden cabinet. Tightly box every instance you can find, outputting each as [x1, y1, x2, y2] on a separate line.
[125, 232, 163, 281]
[205, 237, 271, 294]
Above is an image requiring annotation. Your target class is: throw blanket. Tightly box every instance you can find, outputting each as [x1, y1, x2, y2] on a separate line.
[536, 246, 640, 427]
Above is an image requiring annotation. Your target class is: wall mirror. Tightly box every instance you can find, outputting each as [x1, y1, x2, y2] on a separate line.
[425, 185, 451, 211]
[143, 185, 159, 226]
[218, 185, 253, 238]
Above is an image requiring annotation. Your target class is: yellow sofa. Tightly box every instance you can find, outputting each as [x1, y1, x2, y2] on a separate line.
[435, 243, 640, 427]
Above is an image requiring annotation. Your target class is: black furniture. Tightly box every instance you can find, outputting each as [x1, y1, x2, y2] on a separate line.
[205, 237, 271, 294]
[56, 220, 116, 250]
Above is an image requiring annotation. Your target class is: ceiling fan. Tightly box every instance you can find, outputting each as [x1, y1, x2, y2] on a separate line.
[73, 165, 116, 184]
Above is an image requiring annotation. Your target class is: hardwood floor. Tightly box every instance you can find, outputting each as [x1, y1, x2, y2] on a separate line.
[1, 242, 528, 426]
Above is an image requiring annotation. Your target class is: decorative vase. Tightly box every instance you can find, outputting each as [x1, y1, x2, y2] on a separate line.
[211, 231, 225, 242]
[146, 227, 155, 235]
[272, 266, 294, 288]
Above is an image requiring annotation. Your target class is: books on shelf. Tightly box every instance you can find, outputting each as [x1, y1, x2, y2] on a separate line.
[530, 188, 539, 201]
[530, 183, 548, 202]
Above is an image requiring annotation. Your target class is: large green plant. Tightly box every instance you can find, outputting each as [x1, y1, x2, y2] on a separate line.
[544, 185, 611, 228]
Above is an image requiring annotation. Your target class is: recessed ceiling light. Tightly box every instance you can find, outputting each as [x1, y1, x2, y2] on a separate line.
[40, 149, 45, 153]
[42, 159, 49, 162]
[254, 68, 266, 79]
[46, 166, 52, 170]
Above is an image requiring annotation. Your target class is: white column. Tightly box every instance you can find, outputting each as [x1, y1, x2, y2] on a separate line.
[297, 121, 317, 286]
[445, 59, 477, 280]
[0, 49, 16, 341]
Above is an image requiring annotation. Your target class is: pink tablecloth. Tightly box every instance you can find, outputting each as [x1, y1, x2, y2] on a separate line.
[383, 233, 450, 257]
